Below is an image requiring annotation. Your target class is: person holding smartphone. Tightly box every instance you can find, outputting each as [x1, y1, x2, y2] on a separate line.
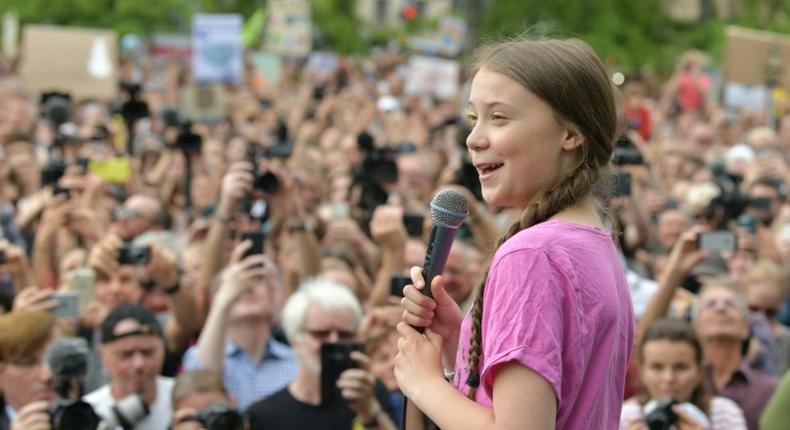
[395, 37, 634, 429]
[245, 279, 396, 430]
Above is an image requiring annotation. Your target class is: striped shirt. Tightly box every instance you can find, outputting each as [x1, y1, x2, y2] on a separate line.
[619, 397, 748, 430]
[182, 338, 298, 410]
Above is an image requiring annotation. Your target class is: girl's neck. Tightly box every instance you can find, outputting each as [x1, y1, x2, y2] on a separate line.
[547, 194, 604, 229]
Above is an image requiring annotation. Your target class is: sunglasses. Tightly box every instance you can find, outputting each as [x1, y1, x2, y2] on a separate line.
[701, 298, 739, 311]
[304, 328, 357, 342]
[748, 305, 778, 320]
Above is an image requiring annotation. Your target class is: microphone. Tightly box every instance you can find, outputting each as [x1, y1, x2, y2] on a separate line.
[421, 189, 469, 302]
[46, 337, 91, 398]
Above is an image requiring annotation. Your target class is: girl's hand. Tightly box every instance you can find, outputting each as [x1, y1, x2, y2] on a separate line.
[401, 267, 463, 341]
[673, 405, 708, 430]
[394, 323, 445, 400]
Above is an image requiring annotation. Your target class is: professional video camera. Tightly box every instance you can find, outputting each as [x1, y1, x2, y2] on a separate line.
[161, 108, 202, 153]
[45, 338, 101, 430]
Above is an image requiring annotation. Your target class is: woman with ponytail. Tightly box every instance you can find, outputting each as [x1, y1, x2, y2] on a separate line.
[394, 37, 635, 429]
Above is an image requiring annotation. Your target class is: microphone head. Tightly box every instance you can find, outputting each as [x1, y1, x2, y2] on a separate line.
[430, 189, 469, 228]
[46, 337, 91, 381]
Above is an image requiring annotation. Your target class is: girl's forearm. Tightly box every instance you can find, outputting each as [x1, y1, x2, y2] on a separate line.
[410, 377, 495, 430]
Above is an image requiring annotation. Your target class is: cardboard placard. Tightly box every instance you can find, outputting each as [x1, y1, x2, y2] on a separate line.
[20, 25, 117, 100]
[723, 26, 790, 88]
[265, 0, 312, 57]
[404, 55, 459, 100]
[192, 14, 244, 85]
[251, 51, 283, 85]
[179, 83, 227, 123]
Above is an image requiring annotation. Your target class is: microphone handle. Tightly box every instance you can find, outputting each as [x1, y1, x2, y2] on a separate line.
[417, 224, 458, 333]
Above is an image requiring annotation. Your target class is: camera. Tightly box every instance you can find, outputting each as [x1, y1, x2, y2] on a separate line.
[48, 399, 100, 430]
[117, 245, 151, 266]
[643, 398, 678, 430]
[390, 275, 410, 298]
[611, 135, 644, 165]
[101, 393, 149, 430]
[193, 402, 245, 430]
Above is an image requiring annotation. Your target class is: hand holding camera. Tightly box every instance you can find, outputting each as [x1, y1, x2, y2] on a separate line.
[217, 161, 254, 221]
[335, 350, 382, 422]
[370, 205, 406, 253]
[0, 239, 32, 280]
[10, 400, 50, 430]
[145, 244, 180, 289]
[214, 240, 271, 309]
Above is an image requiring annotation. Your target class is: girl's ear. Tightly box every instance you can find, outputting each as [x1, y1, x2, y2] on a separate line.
[561, 126, 585, 151]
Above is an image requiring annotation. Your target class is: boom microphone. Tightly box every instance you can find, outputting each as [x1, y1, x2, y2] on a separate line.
[421, 189, 469, 302]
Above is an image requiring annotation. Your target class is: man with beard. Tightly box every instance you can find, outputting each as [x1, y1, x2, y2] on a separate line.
[84, 304, 174, 429]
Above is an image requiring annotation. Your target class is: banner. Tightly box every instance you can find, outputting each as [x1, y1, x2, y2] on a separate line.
[192, 14, 244, 84]
[265, 0, 312, 56]
[404, 56, 459, 101]
[20, 25, 117, 100]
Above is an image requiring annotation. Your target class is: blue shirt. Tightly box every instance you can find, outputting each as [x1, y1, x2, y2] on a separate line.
[182, 338, 299, 410]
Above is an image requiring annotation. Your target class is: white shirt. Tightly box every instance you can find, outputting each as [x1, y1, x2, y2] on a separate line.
[84, 376, 174, 430]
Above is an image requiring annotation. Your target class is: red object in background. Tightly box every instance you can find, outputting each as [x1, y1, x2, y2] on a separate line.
[402, 5, 417, 21]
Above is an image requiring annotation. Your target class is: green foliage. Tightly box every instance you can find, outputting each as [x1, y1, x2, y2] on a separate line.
[312, 0, 366, 54]
[478, 0, 790, 76]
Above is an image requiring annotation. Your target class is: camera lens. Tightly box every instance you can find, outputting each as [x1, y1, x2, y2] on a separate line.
[51, 400, 100, 430]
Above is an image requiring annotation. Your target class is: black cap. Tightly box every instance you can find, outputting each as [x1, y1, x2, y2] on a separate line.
[100, 303, 163, 344]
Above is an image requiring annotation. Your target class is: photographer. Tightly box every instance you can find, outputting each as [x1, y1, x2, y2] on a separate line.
[0, 310, 59, 430]
[182, 240, 298, 410]
[245, 279, 395, 430]
[84, 303, 174, 429]
[170, 370, 245, 430]
[620, 319, 747, 430]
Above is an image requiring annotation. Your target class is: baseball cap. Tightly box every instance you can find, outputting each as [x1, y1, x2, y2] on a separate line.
[100, 303, 163, 344]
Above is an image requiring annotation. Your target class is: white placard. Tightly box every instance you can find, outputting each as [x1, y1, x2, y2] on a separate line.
[192, 14, 244, 84]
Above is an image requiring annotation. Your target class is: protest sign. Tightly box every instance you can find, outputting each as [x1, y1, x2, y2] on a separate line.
[150, 33, 192, 59]
[2, 11, 18, 59]
[723, 26, 790, 89]
[251, 51, 283, 86]
[192, 14, 244, 85]
[404, 55, 459, 100]
[265, 0, 312, 57]
[20, 25, 117, 100]
[180, 83, 227, 123]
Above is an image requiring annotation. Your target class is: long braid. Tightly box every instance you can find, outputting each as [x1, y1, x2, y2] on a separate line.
[465, 167, 600, 399]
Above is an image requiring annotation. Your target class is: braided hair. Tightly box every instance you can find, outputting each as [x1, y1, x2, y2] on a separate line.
[464, 38, 619, 399]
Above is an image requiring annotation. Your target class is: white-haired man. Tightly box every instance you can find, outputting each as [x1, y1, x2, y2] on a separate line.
[246, 279, 396, 430]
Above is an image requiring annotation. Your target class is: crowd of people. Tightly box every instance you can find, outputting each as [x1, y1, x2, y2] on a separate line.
[0, 28, 789, 429]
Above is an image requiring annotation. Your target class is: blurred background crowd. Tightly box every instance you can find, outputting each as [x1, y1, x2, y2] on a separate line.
[2, 1, 790, 429]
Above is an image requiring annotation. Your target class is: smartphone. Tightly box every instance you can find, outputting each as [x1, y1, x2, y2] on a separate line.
[88, 157, 132, 183]
[736, 214, 758, 234]
[748, 197, 773, 210]
[330, 202, 350, 220]
[67, 268, 96, 309]
[241, 231, 265, 258]
[403, 213, 425, 237]
[699, 231, 737, 253]
[613, 171, 632, 197]
[320, 342, 362, 405]
[390, 275, 411, 298]
[117, 245, 151, 266]
[52, 292, 80, 318]
[52, 185, 71, 199]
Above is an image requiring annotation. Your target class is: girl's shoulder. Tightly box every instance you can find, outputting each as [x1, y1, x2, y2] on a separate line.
[494, 219, 614, 265]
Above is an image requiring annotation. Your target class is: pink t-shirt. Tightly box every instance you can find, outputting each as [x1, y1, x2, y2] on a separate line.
[453, 220, 635, 429]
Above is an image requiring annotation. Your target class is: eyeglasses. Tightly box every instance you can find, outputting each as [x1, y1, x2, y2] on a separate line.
[749, 305, 778, 320]
[701, 298, 739, 311]
[304, 328, 357, 342]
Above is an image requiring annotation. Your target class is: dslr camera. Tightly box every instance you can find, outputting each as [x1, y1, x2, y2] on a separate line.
[611, 135, 644, 166]
[117, 244, 151, 266]
[643, 398, 677, 430]
[48, 398, 100, 430]
[193, 402, 245, 430]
